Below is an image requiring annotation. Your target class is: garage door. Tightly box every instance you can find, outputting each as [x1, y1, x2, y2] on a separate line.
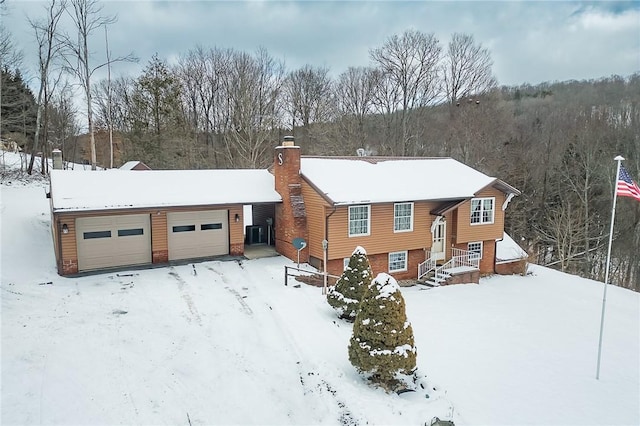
[167, 210, 229, 261]
[76, 214, 151, 271]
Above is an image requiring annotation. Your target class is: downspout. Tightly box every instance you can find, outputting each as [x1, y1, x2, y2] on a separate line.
[324, 204, 337, 259]
[323, 204, 337, 294]
[494, 235, 504, 274]
[56, 218, 64, 275]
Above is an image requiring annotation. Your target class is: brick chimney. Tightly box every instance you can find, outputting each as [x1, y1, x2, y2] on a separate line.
[274, 136, 309, 263]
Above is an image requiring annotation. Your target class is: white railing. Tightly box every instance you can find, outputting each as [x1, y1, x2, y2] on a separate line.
[449, 248, 480, 269]
[417, 256, 436, 280]
[419, 249, 479, 282]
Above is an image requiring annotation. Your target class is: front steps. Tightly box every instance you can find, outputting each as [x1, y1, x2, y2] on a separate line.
[419, 266, 479, 286]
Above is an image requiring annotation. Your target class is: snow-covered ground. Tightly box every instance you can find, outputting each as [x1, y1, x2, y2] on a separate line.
[1, 154, 639, 425]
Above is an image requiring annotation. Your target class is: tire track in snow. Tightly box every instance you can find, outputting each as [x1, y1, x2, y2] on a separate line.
[205, 266, 253, 315]
[168, 269, 202, 325]
[240, 264, 360, 425]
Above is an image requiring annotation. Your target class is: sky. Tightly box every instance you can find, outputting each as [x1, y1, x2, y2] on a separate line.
[2, 0, 639, 88]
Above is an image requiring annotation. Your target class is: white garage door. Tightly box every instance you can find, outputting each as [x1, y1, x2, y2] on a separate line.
[76, 214, 151, 272]
[167, 210, 229, 261]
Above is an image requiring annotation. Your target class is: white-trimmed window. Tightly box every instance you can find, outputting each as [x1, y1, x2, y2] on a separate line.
[394, 202, 414, 232]
[349, 205, 370, 237]
[470, 197, 495, 225]
[468, 241, 483, 260]
[343, 257, 350, 271]
[388, 251, 408, 272]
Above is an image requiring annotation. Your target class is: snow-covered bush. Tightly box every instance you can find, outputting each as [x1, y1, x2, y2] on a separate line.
[327, 246, 373, 321]
[348, 272, 417, 391]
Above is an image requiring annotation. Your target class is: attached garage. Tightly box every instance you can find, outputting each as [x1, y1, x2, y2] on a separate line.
[49, 169, 281, 276]
[76, 214, 151, 271]
[167, 210, 229, 261]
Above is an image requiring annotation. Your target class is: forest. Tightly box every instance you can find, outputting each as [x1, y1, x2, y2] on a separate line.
[1, 0, 639, 290]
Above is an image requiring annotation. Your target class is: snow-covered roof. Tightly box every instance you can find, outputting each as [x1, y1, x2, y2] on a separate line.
[301, 157, 517, 205]
[50, 169, 281, 212]
[496, 232, 528, 263]
[119, 161, 149, 170]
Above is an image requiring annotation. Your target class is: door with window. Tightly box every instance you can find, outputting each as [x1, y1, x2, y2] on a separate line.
[431, 220, 446, 261]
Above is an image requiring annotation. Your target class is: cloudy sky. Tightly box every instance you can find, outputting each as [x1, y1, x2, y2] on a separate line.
[3, 0, 639, 87]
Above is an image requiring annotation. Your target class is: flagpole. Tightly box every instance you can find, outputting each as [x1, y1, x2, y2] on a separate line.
[596, 155, 624, 380]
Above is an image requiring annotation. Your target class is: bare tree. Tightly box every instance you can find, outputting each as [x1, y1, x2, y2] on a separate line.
[284, 64, 334, 151]
[333, 66, 378, 153]
[442, 33, 496, 105]
[27, 0, 66, 175]
[48, 81, 79, 166]
[537, 200, 586, 272]
[221, 47, 285, 168]
[0, 25, 23, 72]
[370, 29, 441, 156]
[60, 0, 134, 170]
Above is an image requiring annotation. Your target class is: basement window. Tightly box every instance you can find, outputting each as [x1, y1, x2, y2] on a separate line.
[468, 241, 483, 260]
[83, 230, 112, 239]
[389, 251, 408, 273]
[172, 225, 196, 233]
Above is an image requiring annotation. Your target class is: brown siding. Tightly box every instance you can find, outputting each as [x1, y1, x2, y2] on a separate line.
[301, 181, 329, 261]
[151, 212, 168, 263]
[326, 201, 438, 260]
[229, 205, 244, 256]
[455, 187, 506, 244]
[151, 212, 168, 251]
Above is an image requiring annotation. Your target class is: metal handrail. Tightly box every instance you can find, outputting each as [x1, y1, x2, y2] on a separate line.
[418, 256, 436, 280]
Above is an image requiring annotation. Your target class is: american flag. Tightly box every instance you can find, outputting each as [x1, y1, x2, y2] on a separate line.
[617, 164, 640, 201]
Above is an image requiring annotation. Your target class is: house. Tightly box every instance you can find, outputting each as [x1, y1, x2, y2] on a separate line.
[49, 137, 520, 283]
[119, 161, 151, 171]
[272, 137, 520, 284]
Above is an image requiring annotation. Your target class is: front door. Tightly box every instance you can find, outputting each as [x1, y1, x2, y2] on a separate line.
[431, 219, 446, 261]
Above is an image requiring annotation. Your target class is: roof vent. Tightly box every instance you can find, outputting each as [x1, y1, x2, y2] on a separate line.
[282, 135, 295, 147]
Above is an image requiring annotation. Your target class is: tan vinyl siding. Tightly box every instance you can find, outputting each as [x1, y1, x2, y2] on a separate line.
[228, 205, 244, 246]
[151, 211, 168, 252]
[456, 187, 506, 244]
[301, 182, 329, 260]
[59, 217, 78, 260]
[326, 201, 437, 260]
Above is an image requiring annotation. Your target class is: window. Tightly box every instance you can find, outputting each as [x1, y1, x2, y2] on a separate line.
[83, 230, 111, 239]
[388, 251, 408, 272]
[468, 242, 483, 260]
[343, 258, 350, 271]
[172, 225, 196, 233]
[349, 205, 370, 237]
[470, 197, 495, 225]
[201, 223, 222, 231]
[118, 228, 144, 237]
[394, 202, 413, 232]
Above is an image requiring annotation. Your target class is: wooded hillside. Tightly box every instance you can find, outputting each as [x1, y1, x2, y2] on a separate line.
[1, 14, 638, 290]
